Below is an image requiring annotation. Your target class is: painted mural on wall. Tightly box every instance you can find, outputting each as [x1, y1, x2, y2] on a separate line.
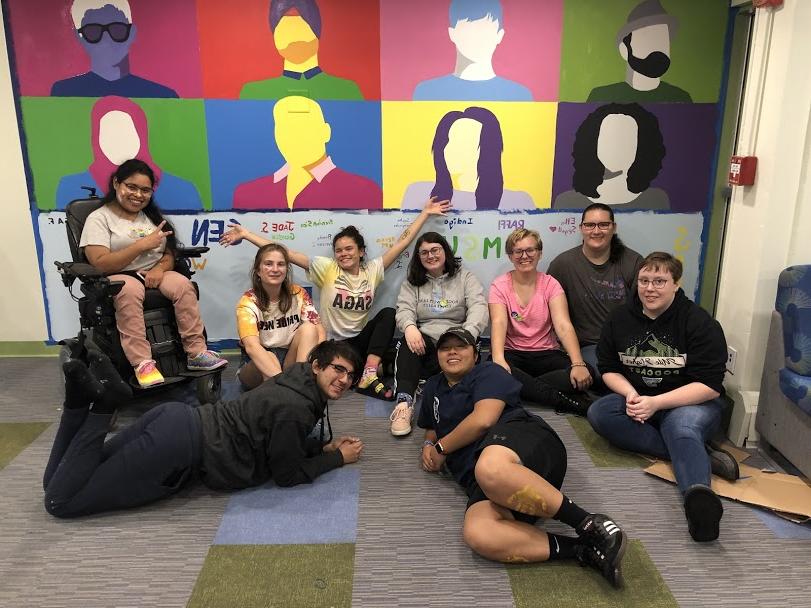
[4, 0, 731, 342]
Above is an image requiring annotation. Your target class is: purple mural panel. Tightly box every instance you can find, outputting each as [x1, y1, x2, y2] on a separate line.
[551, 102, 718, 213]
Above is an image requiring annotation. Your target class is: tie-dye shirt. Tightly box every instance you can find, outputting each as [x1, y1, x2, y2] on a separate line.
[236, 286, 320, 349]
[306, 256, 385, 339]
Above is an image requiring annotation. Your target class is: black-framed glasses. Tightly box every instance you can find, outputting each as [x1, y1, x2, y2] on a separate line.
[328, 363, 357, 384]
[637, 278, 669, 289]
[581, 221, 614, 231]
[122, 182, 154, 197]
[78, 22, 132, 44]
[510, 246, 540, 258]
[418, 246, 443, 259]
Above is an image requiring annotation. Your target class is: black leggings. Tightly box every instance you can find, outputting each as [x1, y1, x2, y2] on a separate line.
[342, 307, 396, 362]
[43, 402, 202, 518]
[393, 330, 441, 398]
[504, 349, 595, 404]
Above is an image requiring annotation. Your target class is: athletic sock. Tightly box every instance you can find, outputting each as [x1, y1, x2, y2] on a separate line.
[88, 352, 131, 415]
[553, 495, 591, 530]
[62, 359, 104, 410]
[547, 533, 580, 561]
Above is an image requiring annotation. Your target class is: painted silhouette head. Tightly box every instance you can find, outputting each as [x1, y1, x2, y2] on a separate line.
[571, 103, 665, 198]
[431, 106, 504, 210]
[273, 96, 330, 167]
[447, 0, 504, 64]
[269, 0, 322, 65]
[71, 0, 136, 69]
[88, 96, 161, 190]
[616, 0, 678, 79]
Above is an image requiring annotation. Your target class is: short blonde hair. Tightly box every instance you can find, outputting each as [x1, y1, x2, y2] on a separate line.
[505, 228, 542, 255]
[71, 0, 132, 29]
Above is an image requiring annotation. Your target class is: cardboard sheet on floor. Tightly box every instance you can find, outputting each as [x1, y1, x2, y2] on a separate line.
[644, 445, 811, 522]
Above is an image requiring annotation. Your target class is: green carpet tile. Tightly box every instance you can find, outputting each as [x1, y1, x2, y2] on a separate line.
[508, 539, 677, 608]
[0, 422, 50, 470]
[187, 544, 355, 608]
[568, 416, 651, 468]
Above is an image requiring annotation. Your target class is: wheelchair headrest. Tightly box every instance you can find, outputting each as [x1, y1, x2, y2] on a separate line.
[65, 197, 104, 263]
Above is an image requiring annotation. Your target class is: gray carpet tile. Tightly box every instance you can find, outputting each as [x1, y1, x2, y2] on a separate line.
[1, 357, 811, 607]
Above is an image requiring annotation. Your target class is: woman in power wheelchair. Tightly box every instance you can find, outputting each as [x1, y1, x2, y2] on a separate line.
[76, 159, 226, 388]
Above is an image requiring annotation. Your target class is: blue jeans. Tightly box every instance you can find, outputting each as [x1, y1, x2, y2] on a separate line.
[587, 392, 723, 494]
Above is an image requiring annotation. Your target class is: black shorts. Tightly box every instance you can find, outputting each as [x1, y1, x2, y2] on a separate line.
[465, 415, 567, 525]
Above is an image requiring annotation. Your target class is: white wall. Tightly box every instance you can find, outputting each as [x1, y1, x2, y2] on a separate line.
[0, 5, 48, 341]
[715, 1, 811, 424]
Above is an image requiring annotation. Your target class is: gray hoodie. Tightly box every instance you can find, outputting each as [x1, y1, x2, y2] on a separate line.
[395, 268, 489, 342]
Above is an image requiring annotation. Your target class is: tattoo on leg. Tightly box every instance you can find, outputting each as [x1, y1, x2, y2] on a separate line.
[506, 486, 548, 516]
[504, 554, 530, 564]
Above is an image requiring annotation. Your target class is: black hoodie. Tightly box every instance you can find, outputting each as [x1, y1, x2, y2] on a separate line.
[597, 288, 727, 397]
[196, 362, 343, 491]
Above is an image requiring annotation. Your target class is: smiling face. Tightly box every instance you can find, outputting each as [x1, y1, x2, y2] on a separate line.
[333, 236, 363, 272]
[508, 236, 542, 272]
[637, 265, 679, 318]
[418, 240, 447, 277]
[257, 250, 288, 291]
[112, 171, 153, 215]
[312, 355, 356, 400]
[580, 208, 616, 254]
[437, 337, 477, 382]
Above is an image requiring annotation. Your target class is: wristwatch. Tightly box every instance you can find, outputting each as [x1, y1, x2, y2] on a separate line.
[435, 441, 446, 455]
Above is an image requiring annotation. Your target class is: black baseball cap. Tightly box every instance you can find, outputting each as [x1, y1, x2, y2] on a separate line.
[436, 327, 476, 348]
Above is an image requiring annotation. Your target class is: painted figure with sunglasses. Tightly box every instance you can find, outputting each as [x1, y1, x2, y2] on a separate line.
[548, 203, 643, 373]
[80, 159, 226, 388]
[44, 341, 364, 518]
[488, 228, 595, 415]
[588, 252, 732, 543]
[389, 232, 488, 436]
[51, 0, 178, 98]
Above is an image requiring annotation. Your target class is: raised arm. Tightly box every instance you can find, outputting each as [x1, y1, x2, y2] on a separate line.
[220, 223, 311, 270]
[381, 197, 451, 270]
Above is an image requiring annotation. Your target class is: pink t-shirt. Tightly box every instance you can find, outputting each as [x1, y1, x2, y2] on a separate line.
[488, 271, 564, 351]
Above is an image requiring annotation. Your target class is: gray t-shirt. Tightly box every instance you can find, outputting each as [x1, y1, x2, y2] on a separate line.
[547, 245, 643, 345]
[79, 204, 165, 272]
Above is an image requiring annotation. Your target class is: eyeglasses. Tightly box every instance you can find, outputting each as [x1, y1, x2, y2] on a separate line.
[581, 222, 614, 231]
[122, 182, 154, 197]
[328, 363, 357, 384]
[418, 246, 443, 259]
[637, 278, 670, 289]
[77, 22, 132, 44]
[510, 247, 540, 258]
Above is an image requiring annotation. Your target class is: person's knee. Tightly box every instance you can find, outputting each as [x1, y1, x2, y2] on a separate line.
[462, 516, 495, 556]
[474, 448, 512, 494]
[587, 394, 622, 430]
[114, 277, 145, 305]
[666, 406, 720, 440]
[297, 322, 319, 340]
[377, 307, 395, 322]
[43, 491, 76, 519]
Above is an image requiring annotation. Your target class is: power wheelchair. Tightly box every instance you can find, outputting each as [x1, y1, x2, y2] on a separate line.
[55, 193, 224, 404]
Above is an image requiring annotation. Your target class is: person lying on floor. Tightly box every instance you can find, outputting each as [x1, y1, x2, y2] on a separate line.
[43, 341, 364, 518]
[587, 252, 738, 543]
[418, 327, 628, 588]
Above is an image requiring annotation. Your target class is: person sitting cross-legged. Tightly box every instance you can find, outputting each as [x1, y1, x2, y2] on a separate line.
[43, 341, 364, 518]
[587, 252, 738, 542]
[418, 327, 628, 588]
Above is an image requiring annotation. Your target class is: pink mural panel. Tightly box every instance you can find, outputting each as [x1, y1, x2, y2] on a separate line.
[380, 0, 563, 101]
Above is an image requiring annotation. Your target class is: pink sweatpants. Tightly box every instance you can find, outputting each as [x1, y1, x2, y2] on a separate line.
[110, 271, 206, 366]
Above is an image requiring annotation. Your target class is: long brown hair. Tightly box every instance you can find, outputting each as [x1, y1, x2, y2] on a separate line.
[251, 244, 297, 314]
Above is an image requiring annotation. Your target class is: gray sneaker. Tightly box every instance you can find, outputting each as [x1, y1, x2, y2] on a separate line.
[707, 443, 740, 481]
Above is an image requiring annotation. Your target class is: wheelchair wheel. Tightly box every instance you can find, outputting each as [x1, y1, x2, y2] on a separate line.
[196, 371, 222, 405]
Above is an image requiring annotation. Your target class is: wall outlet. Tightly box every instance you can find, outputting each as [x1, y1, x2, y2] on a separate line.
[726, 346, 738, 374]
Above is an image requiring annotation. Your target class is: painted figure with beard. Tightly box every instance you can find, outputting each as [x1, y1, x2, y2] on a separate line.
[240, 0, 363, 100]
[587, 0, 692, 103]
[51, 0, 178, 98]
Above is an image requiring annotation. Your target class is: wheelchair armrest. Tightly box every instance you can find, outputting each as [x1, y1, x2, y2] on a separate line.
[55, 261, 105, 287]
[175, 246, 209, 259]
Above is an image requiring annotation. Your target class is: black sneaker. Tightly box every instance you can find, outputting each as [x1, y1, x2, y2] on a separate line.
[575, 513, 628, 588]
[707, 443, 740, 481]
[684, 484, 723, 542]
[552, 390, 592, 417]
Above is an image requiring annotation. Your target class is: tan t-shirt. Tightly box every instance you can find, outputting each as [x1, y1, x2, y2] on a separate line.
[79, 204, 165, 272]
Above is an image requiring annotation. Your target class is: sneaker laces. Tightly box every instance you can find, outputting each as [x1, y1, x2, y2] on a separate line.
[390, 402, 413, 422]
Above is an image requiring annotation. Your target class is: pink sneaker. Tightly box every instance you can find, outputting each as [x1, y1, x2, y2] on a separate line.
[389, 402, 414, 436]
[187, 350, 228, 371]
[135, 359, 164, 388]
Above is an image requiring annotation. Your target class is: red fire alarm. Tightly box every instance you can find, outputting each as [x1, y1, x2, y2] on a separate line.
[753, 0, 783, 8]
[729, 156, 757, 186]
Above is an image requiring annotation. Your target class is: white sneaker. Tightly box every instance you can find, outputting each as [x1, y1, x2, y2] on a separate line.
[389, 402, 414, 436]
